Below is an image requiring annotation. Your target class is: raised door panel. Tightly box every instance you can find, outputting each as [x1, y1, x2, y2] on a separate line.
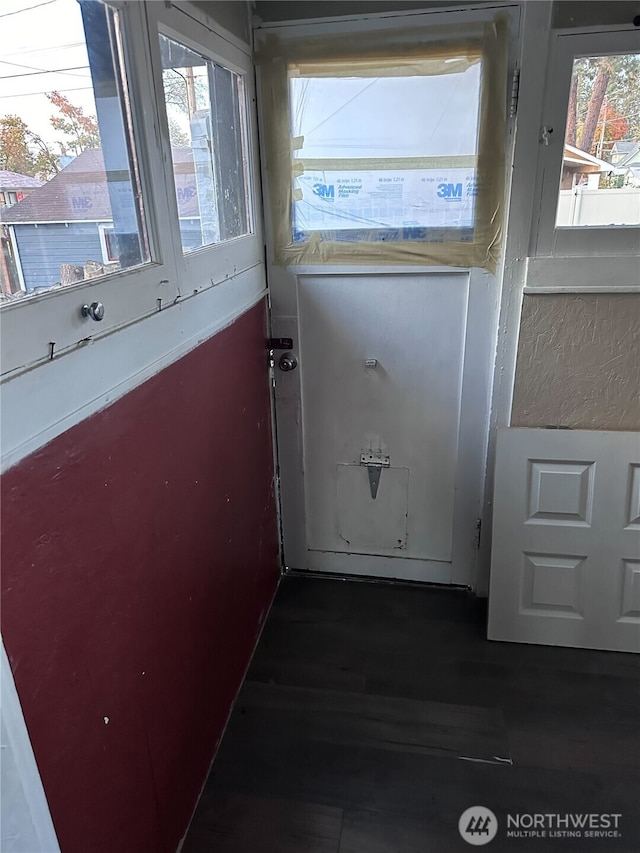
[299, 272, 469, 568]
[488, 429, 640, 653]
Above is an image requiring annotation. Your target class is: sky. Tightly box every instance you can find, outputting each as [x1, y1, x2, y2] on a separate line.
[0, 0, 96, 147]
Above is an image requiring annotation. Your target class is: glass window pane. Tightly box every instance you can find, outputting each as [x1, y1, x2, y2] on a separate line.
[159, 35, 251, 252]
[0, 0, 150, 300]
[556, 53, 640, 228]
[288, 59, 482, 244]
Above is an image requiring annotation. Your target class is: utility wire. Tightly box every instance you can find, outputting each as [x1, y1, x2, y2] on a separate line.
[0, 65, 89, 80]
[0, 59, 89, 81]
[1, 41, 84, 57]
[0, 0, 58, 18]
[0, 85, 92, 99]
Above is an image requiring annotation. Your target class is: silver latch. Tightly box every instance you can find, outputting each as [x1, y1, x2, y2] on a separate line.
[360, 451, 390, 499]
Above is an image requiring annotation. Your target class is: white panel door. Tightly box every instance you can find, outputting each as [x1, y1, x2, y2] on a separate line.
[258, 7, 513, 587]
[271, 264, 497, 586]
[488, 428, 640, 652]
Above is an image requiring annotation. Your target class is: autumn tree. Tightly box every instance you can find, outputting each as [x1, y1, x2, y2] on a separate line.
[566, 54, 640, 157]
[0, 116, 59, 180]
[47, 91, 101, 154]
[0, 116, 34, 175]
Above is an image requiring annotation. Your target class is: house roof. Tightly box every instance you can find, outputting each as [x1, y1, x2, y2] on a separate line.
[611, 141, 639, 154]
[616, 143, 640, 168]
[1, 148, 199, 223]
[563, 144, 617, 173]
[0, 170, 43, 190]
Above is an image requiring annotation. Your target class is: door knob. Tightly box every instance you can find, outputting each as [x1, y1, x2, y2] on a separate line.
[278, 352, 298, 372]
[81, 301, 105, 321]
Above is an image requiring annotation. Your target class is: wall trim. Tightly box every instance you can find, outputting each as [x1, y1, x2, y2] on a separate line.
[524, 286, 640, 294]
[1, 271, 266, 474]
[1, 639, 61, 852]
[525, 255, 640, 292]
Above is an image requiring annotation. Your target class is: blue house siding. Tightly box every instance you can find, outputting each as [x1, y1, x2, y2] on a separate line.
[14, 218, 204, 290]
[180, 219, 203, 250]
[13, 223, 106, 291]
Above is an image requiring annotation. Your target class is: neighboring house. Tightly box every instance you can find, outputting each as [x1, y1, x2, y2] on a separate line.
[607, 141, 640, 186]
[624, 167, 640, 188]
[560, 143, 621, 189]
[0, 171, 43, 294]
[1, 149, 201, 291]
[0, 170, 42, 209]
[609, 140, 640, 167]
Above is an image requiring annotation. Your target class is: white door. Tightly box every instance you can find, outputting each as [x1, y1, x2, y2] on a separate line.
[488, 428, 640, 653]
[257, 8, 515, 586]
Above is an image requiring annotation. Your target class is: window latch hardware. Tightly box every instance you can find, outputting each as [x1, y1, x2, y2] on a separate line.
[81, 302, 105, 322]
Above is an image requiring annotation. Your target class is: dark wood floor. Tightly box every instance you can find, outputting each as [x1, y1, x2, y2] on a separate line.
[183, 575, 640, 852]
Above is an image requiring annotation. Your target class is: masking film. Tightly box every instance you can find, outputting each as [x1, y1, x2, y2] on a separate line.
[256, 18, 508, 272]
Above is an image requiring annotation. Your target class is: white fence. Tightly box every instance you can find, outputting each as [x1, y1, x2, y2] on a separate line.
[557, 187, 640, 227]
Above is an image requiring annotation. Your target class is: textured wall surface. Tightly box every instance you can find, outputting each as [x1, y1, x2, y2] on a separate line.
[1, 301, 280, 853]
[512, 294, 640, 430]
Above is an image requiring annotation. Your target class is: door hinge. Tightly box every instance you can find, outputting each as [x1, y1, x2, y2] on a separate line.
[510, 66, 520, 119]
[474, 517, 482, 549]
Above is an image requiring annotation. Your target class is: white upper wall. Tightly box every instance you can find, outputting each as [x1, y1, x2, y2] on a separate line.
[253, 0, 639, 28]
[189, 0, 251, 43]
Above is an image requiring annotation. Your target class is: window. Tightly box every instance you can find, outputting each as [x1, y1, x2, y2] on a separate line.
[556, 53, 640, 229]
[98, 224, 119, 263]
[532, 29, 640, 259]
[257, 19, 507, 271]
[0, 0, 150, 299]
[289, 59, 482, 244]
[159, 34, 251, 252]
[1, 0, 261, 378]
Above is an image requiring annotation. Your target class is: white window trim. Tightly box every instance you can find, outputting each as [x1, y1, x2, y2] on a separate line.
[530, 26, 640, 262]
[1, 640, 61, 852]
[0, 0, 263, 380]
[146, 1, 263, 290]
[97, 223, 117, 264]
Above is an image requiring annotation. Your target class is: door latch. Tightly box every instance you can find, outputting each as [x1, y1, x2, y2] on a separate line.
[360, 451, 390, 500]
[267, 337, 293, 350]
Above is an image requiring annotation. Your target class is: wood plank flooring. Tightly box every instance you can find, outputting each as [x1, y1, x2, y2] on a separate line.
[182, 576, 640, 852]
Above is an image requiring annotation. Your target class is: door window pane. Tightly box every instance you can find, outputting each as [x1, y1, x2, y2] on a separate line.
[288, 58, 482, 243]
[0, 0, 150, 299]
[159, 35, 251, 251]
[556, 53, 640, 227]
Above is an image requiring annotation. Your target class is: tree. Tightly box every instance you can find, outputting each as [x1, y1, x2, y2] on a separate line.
[566, 54, 640, 157]
[0, 115, 59, 180]
[168, 117, 190, 147]
[565, 73, 578, 147]
[47, 91, 101, 154]
[579, 58, 611, 154]
[0, 116, 34, 175]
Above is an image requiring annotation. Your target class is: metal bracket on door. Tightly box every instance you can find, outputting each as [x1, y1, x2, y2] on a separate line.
[267, 337, 293, 350]
[360, 451, 390, 500]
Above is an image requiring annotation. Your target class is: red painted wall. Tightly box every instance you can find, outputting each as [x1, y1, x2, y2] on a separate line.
[1, 300, 280, 852]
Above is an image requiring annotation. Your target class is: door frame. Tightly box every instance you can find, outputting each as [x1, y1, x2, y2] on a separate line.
[255, 3, 523, 590]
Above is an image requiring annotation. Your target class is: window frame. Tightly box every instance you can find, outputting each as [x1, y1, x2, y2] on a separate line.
[531, 27, 640, 259]
[145, 1, 262, 293]
[255, 13, 509, 273]
[0, 0, 261, 380]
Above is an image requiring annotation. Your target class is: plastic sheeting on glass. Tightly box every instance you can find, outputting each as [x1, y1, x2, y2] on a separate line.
[256, 19, 508, 271]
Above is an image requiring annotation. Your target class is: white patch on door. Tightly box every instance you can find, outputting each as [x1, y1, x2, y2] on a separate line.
[336, 464, 409, 555]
